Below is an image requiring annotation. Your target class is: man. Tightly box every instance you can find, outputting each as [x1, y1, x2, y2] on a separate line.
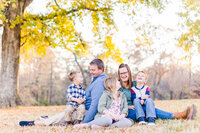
[82, 58, 108, 123]
[19, 58, 107, 127]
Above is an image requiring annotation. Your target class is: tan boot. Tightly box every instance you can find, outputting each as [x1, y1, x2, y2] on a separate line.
[173, 107, 189, 119]
[186, 104, 197, 120]
[173, 104, 197, 120]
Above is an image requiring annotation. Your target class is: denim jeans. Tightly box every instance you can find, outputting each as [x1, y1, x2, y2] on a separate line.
[127, 109, 137, 121]
[134, 98, 156, 119]
[126, 104, 173, 121]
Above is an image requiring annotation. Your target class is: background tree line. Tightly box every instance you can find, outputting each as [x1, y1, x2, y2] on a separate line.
[18, 48, 200, 106]
[0, 0, 199, 107]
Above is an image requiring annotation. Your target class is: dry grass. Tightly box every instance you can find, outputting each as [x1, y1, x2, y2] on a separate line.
[0, 99, 199, 133]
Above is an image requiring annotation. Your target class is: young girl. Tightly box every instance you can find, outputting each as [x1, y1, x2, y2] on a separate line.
[74, 77, 133, 129]
[131, 71, 156, 125]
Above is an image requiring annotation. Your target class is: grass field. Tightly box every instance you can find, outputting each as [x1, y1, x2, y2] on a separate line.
[0, 99, 199, 133]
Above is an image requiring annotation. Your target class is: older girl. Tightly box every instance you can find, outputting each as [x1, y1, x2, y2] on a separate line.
[74, 77, 133, 129]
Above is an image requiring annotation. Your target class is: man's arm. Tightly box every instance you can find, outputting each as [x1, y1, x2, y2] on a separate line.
[82, 81, 105, 123]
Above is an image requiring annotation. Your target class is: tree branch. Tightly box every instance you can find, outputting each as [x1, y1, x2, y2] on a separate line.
[23, 0, 34, 10]
[20, 32, 32, 47]
[54, 0, 62, 10]
[20, 38, 27, 47]
[0, 24, 3, 27]
[23, 5, 111, 21]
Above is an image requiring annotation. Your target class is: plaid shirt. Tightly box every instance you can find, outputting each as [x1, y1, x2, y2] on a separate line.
[66, 84, 86, 107]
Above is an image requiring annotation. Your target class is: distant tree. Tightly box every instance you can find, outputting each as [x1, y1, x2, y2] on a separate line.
[19, 48, 66, 106]
[177, 0, 200, 88]
[147, 52, 170, 100]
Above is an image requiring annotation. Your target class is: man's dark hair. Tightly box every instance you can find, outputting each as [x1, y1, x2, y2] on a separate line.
[90, 58, 104, 71]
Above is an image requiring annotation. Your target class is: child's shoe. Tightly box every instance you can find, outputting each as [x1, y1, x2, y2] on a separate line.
[62, 121, 71, 126]
[148, 123, 155, 126]
[74, 120, 81, 125]
[148, 117, 155, 126]
[138, 117, 147, 125]
[19, 121, 35, 126]
[139, 121, 147, 125]
[40, 115, 48, 120]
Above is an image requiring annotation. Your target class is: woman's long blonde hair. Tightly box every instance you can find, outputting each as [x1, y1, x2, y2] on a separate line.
[104, 77, 120, 99]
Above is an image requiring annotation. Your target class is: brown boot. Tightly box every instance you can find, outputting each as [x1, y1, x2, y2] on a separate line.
[186, 104, 197, 120]
[173, 107, 189, 119]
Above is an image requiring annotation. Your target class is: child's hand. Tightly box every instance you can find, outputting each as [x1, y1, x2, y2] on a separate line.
[76, 99, 83, 104]
[113, 114, 121, 121]
[78, 98, 85, 104]
[142, 95, 149, 99]
[140, 100, 144, 105]
[128, 105, 135, 109]
[113, 114, 125, 121]
[119, 114, 126, 119]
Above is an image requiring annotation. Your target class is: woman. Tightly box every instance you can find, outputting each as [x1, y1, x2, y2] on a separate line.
[118, 63, 197, 121]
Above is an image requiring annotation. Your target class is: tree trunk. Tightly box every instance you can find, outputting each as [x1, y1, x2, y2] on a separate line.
[170, 90, 173, 100]
[0, 22, 21, 108]
[49, 58, 53, 105]
[0, 0, 33, 108]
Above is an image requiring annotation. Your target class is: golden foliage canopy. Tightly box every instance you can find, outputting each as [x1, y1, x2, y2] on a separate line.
[0, 0, 167, 62]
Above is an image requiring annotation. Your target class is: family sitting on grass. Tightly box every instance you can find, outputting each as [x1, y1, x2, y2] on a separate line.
[19, 59, 197, 129]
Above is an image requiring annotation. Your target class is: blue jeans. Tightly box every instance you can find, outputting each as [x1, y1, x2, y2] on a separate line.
[127, 109, 137, 121]
[127, 102, 173, 121]
[134, 98, 156, 119]
[153, 108, 173, 119]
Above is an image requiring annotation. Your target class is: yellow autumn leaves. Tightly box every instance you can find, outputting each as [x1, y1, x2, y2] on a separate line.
[99, 36, 123, 63]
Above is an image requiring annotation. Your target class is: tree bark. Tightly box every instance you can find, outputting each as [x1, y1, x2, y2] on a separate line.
[0, 0, 33, 108]
[0, 21, 21, 108]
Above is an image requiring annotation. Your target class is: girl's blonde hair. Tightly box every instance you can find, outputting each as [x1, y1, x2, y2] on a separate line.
[104, 77, 120, 99]
[136, 70, 148, 84]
